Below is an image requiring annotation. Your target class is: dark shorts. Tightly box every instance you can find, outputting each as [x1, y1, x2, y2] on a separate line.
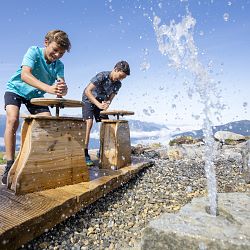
[82, 97, 108, 122]
[4, 91, 50, 114]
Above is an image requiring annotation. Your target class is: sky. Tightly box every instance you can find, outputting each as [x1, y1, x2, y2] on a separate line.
[0, 0, 249, 129]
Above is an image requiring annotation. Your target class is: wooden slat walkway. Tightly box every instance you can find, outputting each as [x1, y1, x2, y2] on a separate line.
[0, 157, 152, 250]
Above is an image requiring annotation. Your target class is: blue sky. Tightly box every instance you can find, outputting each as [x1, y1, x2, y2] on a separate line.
[0, 0, 249, 127]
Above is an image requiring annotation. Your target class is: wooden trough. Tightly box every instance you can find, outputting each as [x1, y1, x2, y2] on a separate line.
[0, 98, 152, 249]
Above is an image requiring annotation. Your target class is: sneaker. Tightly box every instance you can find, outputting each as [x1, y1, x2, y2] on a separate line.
[96, 150, 100, 159]
[1, 160, 14, 185]
[85, 155, 94, 166]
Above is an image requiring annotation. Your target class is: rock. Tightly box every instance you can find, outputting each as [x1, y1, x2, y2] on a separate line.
[214, 131, 245, 142]
[243, 171, 250, 184]
[241, 140, 250, 172]
[141, 193, 250, 250]
[39, 242, 49, 249]
[167, 147, 183, 160]
[169, 136, 202, 146]
[87, 227, 95, 236]
[131, 145, 150, 155]
[155, 148, 169, 159]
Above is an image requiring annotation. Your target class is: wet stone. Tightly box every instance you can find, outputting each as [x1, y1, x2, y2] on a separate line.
[141, 193, 250, 250]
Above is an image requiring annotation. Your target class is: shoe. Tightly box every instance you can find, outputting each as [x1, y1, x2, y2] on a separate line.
[85, 155, 94, 166]
[96, 150, 100, 159]
[1, 160, 14, 185]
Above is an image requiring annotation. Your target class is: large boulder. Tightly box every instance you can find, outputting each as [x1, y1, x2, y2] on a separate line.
[214, 131, 245, 143]
[141, 193, 250, 250]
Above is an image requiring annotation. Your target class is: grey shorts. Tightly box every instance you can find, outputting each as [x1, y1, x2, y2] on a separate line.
[82, 97, 108, 122]
[4, 91, 50, 114]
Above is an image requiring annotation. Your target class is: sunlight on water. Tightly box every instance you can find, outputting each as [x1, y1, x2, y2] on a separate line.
[153, 13, 221, 215]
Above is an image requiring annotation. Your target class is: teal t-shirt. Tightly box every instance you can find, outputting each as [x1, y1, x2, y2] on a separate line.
[6, 46, 64, 100]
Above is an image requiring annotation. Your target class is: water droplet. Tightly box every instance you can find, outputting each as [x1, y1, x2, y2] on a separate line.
[186, 186, 192, 193]
[223, 13, 229, 22]
[111, 166, 116, 170]
[143, 109, 150, 116]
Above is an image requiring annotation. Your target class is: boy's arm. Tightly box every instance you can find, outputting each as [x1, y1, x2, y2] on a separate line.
[84, 83, 109, 110]
[107, 93, 116, 103]
[21, 66, 64, 96]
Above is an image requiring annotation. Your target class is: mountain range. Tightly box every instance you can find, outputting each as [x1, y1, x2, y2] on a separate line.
[174, 120, 250, 138]
[0, 114, 249, 151]
[0, 115, 169, 151]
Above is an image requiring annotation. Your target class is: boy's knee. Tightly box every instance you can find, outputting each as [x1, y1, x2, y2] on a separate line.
[6, 116, 19, 129]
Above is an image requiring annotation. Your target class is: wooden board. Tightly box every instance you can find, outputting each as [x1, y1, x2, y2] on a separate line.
[100, 120, 131, 169]
[0, 158, 153, 250]
[30, 98, 83, 108]
[100, 109, 134, 117]
[8, 117, 89, 194]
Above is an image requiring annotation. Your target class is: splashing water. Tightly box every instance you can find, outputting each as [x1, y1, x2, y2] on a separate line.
[153, 14, 220, 216]
[140, 48, 151, 72]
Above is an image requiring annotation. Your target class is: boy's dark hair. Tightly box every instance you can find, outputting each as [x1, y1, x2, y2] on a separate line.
[45, 30, 71, 52]
[114, 61, 130, 75]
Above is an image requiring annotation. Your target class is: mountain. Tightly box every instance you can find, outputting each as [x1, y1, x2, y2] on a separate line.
[174, 120, 250, 138]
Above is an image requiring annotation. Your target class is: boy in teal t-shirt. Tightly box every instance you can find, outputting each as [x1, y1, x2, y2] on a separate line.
[2, 30, 71, 185]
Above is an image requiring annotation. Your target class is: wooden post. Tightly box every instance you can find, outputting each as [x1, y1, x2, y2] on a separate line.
[8, 116, 89, 195]
[99, 120, 132, 170]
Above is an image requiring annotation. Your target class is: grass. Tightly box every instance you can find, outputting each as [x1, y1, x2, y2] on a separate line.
[0, 152, 18, 165]
[169, 136, 202, 146]
[0, 152, 6, 165]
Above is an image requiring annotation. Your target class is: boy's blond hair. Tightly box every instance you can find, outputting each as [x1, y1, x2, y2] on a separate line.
[45, 30, 71, 52]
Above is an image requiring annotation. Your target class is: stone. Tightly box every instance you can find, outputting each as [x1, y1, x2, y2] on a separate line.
[167, 147, 183, 160]
[214, 131, 245, 142]
[141, 193, 250, 250]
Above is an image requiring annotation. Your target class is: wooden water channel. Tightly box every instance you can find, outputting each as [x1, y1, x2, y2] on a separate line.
[0, 98, 152, 249]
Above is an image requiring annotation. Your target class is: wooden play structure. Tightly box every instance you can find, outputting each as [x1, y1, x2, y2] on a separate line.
[7, 98, 89, 195]
[99, 110, 134, 170]
[0, 97, 152, 250]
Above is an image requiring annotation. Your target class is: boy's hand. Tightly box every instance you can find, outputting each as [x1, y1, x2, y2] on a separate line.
[98, 101, 110, 110]
[56, 80, 68, 97]
[46, 82, 67, 96]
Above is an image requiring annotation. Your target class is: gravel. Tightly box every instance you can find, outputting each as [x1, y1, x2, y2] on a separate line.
[20, 155, 249, 250]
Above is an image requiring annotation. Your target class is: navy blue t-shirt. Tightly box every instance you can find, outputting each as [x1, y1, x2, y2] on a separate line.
[83, 71, 121, 103]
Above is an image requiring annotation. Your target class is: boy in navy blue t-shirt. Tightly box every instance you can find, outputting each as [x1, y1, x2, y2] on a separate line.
[82, 61, 130, 166]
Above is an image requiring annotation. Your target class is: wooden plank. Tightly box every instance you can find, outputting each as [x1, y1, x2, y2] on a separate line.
[100, 110, 134, 116]
[100, 122, 117, 168]
[116, 122, 132, 168]
[0, 159, 152, 250]
[100, 121, 132, 169]
[20, 115, 84, 121]
[8, 120, 31, 187]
